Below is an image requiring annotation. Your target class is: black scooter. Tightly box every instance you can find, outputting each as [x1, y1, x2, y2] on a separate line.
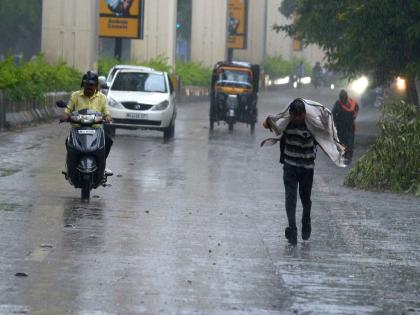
[57, 102, 111, 200]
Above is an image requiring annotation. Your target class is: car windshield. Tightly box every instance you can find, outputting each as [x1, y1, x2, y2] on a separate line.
[111, 72, 167, 93]
[217, 69, 251, 86]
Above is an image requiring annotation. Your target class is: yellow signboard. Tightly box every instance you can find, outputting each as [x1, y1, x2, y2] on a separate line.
[227, 0, 248, 49]
[99, 0, 144, 39]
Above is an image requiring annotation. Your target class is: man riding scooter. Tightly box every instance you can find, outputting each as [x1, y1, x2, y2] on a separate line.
[61, 71, 113, 176]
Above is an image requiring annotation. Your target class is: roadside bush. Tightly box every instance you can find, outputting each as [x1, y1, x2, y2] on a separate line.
[98, 56, 211, 87]
[262, 55, 291, 78]
[98, 55, 121, 77]
[0, 55, 18, 90]
[140, 55, 172, 73]
[345, 101, 420, 195]
[262, 55, 312, 80]
[175, 60, 211, 86]
[0, 54, 81, 102]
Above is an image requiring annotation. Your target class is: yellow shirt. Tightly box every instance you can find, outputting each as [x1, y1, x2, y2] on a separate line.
[65, 89, 110, 117]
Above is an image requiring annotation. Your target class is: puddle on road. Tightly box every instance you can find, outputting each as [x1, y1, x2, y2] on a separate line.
[0, 304, 29, 314]
[0, 203, 24, 212]
[0, 167, 20, 177]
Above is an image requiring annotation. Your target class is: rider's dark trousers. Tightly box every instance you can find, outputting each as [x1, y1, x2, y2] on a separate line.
[104, 133, 113, 159]
[283, 164, 314, 229]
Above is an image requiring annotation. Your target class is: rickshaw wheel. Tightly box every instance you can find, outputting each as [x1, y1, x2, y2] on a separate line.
[228, 121, 234, 131]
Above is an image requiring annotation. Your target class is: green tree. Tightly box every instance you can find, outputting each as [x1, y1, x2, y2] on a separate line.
[0, 0, 42, 59]
[275, 0, 420, 106]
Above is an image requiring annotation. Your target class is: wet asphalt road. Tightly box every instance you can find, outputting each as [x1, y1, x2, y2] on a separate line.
[0, 87, 419, 315]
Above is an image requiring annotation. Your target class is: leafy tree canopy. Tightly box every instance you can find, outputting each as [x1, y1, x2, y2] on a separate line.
[0, 0, 42, 59]
[275, 0, 420, 105]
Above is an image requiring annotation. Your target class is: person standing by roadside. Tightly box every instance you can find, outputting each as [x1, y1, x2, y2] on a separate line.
[262, 98, 345, 245]
[332, 89, 359, 164]
[295, 61, 305, 87]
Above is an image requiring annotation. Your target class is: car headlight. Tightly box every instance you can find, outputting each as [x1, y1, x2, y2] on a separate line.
[108, 97, 124, 109]
[349, 76, 369, 95]
[151, 100, 169, 111]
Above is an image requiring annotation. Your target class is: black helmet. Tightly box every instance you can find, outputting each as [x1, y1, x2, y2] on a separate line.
[81, 70, 98, 87]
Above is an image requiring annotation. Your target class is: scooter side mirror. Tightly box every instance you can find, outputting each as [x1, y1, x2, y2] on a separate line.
[56, 100, 67, 108]
[98, 76, 109, 90]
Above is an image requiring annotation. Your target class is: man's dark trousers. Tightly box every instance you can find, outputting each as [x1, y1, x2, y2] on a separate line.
[283, 164, 314, 228]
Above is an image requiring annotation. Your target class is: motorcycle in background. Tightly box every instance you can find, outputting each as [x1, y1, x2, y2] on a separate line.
[361, 86, 384, 108]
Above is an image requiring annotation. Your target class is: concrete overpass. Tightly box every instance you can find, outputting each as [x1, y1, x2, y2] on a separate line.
[41, 0, 324, 73]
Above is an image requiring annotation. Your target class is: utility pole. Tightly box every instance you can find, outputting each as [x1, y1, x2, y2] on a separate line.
[263, 0, 268, 59]
[115, 38, 122, 60]
[227, 48, 233, 62]
[0, 91, 5, 130]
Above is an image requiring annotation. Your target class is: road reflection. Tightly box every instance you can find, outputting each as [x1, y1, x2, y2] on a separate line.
[62, 198, 105, 252]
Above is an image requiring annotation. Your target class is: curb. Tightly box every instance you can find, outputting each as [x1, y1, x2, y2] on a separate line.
[4, 106, 59, 129]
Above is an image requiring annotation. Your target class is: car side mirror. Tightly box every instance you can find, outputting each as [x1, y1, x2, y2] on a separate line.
[56, 100, 67, 108]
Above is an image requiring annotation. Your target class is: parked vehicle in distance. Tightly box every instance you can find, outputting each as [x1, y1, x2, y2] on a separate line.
[103, 67, 177, 139]
[209, 61, 260, 133]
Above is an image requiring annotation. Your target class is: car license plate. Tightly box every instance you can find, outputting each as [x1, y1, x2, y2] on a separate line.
[78, 129, 96, 134]
[127, 113, 147, 119]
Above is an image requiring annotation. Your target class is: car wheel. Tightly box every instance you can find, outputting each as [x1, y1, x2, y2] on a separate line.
[164, 120, 175, 139]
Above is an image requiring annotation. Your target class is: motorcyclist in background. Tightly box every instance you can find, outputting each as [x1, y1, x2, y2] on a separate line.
[311, 62, 322, 88]
[61, 71, 113, 175]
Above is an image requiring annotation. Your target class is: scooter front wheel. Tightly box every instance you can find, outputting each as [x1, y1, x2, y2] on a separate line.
[81, 174, 91, 200]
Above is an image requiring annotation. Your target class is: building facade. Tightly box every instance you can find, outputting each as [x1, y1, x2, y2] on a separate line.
[41, 0, 99, 72]
[41, 0, 324, 72]
[130, 0, 177, 67]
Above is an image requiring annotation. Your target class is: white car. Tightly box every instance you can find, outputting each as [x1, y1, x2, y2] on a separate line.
[104, 68, 177, 139]
[101, 64, 155, 87]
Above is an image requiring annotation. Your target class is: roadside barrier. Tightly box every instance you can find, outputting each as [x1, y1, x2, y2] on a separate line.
[0, 91, 69, 130]
[179, 86, 210, 103]
[0, 86, 210, 130]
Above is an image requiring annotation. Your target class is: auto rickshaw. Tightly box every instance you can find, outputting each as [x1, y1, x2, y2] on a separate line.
[209, 61, 260, 132]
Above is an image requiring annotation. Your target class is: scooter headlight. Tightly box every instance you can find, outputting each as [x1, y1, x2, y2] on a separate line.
[151, 100, 169, 111]
[108, 97, 124, 109]
[79, 114, 95, 124]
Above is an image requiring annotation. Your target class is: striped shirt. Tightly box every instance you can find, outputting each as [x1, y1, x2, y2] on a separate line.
[281, 122, 316, 169]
